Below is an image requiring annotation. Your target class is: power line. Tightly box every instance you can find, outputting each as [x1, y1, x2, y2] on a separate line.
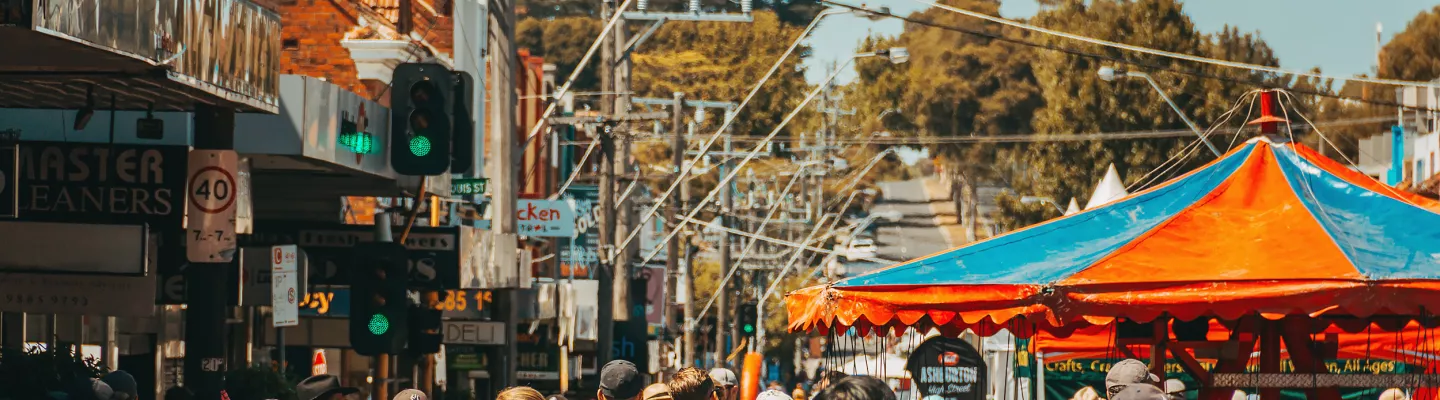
[819, 0, 1440, 113]
[897, 0, 1440, 89]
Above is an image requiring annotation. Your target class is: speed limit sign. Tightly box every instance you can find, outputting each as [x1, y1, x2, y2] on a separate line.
[186, 150, 240, 263]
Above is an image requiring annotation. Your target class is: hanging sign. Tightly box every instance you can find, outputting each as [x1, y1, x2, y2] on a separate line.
[516, 199, 576, 237]
[906, 336, 986, 400]
[186, 149, 240, 262]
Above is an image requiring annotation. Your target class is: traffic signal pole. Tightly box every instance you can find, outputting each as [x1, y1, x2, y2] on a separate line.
[186, 104, 234, 399]
[372, 211, 394, 400]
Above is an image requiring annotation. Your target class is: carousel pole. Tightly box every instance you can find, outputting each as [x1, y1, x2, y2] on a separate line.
[1248, 90, 1288, 400]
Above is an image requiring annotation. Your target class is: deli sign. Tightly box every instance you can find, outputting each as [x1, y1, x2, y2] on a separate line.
[16, 142, 187, 225]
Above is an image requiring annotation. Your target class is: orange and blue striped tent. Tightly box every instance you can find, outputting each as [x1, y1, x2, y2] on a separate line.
[786, 136, 1440, 338]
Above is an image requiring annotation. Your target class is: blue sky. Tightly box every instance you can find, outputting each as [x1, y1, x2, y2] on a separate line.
[804, 0, 1439, 85]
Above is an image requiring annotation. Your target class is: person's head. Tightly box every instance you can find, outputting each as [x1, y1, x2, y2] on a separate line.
[393, 389, 429, 400]
[1379, 389, 1408, 400]
[499, 387, 545, 400]
[295, 375, 359, 400]
[791, 388, 807, 400]
[549, 394, 570, 400]
[757, 390, 793, 400]
[708, 368, 738, 400]
[600, 360, 645, 400]
[1104, 359, 1157, 398]
[813, 376, 894, 400]
[812, 371, 848, 394]
[102, 371, 139, 400]
[163, 387, 195, 400]
[668, 367, 717, 400]
[643, 383, 673, 400]
[1070, 387, 1099, 400]
[1109, 385, 1166, 400]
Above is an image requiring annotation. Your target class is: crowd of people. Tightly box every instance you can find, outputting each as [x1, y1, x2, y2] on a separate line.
[289, 359, 892, 400]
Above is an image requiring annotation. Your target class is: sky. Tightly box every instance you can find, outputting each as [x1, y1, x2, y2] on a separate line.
[804, 0, 1439, 85]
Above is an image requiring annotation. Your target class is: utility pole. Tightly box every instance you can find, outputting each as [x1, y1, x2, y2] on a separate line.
[186, 104, 234, 400]
[488, 0, 520, 387]
[715, 134, 733, 367]
[612, 6, 634, 323]
[597, 123, 617, 368]
[665, 92, 685, 368]
[681, 122, 696, 367]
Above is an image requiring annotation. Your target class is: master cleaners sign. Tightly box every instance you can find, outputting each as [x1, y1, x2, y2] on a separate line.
[906, 336, 986, 400]
[16, 142, 187, 225]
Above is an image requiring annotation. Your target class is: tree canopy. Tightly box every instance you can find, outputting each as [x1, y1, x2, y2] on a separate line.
[1380, 5, 1440, 82]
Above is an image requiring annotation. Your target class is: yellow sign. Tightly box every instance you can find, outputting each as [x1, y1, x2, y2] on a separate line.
[437, 289, 494, 313]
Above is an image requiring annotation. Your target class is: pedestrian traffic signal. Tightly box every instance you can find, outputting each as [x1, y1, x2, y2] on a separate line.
[350, 242, 410, 356]
[409, 290, 444, 354]
[450, 71, 476, 175]
[390, 63, 453, 176]
[738, 302, 758, 335]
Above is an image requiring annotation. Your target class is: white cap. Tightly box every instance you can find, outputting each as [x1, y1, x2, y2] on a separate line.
[757, 390, 793, 400]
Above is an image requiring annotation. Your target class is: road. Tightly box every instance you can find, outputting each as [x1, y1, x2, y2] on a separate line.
[844, 178, 956, 276]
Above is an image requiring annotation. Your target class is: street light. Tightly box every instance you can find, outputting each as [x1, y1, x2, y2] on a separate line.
[1020, 195, 1065, 214]
[1097, 66, 1221, 157]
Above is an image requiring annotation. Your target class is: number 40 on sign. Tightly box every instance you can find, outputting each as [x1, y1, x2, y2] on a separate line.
[186, 150, 241, 263]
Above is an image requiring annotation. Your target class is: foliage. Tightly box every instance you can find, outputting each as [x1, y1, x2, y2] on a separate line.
[224, 364, 299, 400]
[517, 16, 604, 92]
[632, 11, 814, 137]
[0, 346, 105, 399]
[1380, 5, 1440, 82]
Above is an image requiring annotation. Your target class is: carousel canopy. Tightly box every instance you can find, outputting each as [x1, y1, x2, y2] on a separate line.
[787, 136, 1440, 336]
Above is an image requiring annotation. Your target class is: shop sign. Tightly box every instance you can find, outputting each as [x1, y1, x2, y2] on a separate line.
[0, 272, 156, 316]
[517, 329, 559, 381]
[297, 288, 349, 317]
[517, 199, 576, 237]
[238, 221, 460, 288]
[16, 142, 188, 226]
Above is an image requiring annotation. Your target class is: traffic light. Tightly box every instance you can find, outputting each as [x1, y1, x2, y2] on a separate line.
[409, 290, 444, 354]
[350, 242, 410, 356]
[390, 63, 453, 176]
[450, 71, 475, 175]
[738, 302, 758, 336]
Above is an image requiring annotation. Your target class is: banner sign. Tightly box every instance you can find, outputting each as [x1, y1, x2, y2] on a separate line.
[553, 185, 599, 279]
[16, 142, 188, 226]
[1039, 358, 1413, 400]
[238, 221, 460, 288]
[517, 199, 577, 237]
[906, 336, 986, 400]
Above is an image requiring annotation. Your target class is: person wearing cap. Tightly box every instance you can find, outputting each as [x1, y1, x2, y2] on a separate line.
[709, 368, 739, 400]
[757, 390, 793, 400]
[601, 360, 646, 400]
[668, 367, 717, 400]
[1104, 359, 1158, 399]
[394, 389, 428, 400]
[644, 383, 673, 400]
[295, 375, 360, 400]
[1162, 379, 1185, 400]
[1109, 385, 1166, 400]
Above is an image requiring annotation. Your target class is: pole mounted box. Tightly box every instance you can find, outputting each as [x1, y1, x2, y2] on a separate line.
[390, 62, 454, 176]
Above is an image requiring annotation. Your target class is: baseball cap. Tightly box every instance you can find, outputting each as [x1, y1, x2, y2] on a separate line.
[1109, 384, 1166, 400]
[757, 390, 793, 400]
[1104, 359, 1158, 397]
[394, 389, 429, 400]
[709, 368, 739, 387]
[600, 360, 645, 400]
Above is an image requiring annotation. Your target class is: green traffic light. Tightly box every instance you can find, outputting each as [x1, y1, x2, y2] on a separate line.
[409, 135, 432, 156]
[368, 314, 390, 335]
[743, 324, 755, 333]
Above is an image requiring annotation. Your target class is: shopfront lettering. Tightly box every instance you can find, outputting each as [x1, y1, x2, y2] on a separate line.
[15, 142, 186, 224]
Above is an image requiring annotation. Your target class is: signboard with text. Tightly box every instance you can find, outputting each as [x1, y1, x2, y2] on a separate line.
[906, 336, 985, 400]
[238, 221, 460, 288]
[442, 321, 505, 345]
[16, 142, 188, 226]
[517, 199, 576, 237]
[553, 185, 599, 279]
[297, 287, 350, 317]
[271, 245, 301, 327]
[186, 149, 240, 262]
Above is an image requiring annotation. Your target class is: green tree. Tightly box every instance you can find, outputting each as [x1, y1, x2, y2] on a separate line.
[517, 16, 604, 91]
[1380, 6, 1440, 82]
[994, 0, 1284, 228]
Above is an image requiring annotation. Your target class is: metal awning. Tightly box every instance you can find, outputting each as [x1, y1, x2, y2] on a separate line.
[0, 0, 281, 113]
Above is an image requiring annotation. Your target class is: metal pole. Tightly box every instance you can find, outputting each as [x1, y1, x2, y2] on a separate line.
[185, 104, 234, 399]
[665, 93, 684, 369]
[1035, 349, 1046, 400]
[1132, 72, 1220, 157]
[716, 135, 733, 367]
[373, 211, 394, 400]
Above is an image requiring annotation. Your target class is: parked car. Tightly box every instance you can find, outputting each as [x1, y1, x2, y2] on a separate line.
[845, 238, 878, 261]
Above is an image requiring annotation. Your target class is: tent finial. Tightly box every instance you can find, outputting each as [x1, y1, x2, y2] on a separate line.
[1247, 89, 1289, 135]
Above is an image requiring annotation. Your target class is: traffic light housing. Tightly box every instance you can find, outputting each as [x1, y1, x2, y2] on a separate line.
[350, 242, 411, 356]
[390, 63, 453, 176]
[738, 302, 758, 336]
[450, 71, 475, 175]
[409, 290, 444, 354]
